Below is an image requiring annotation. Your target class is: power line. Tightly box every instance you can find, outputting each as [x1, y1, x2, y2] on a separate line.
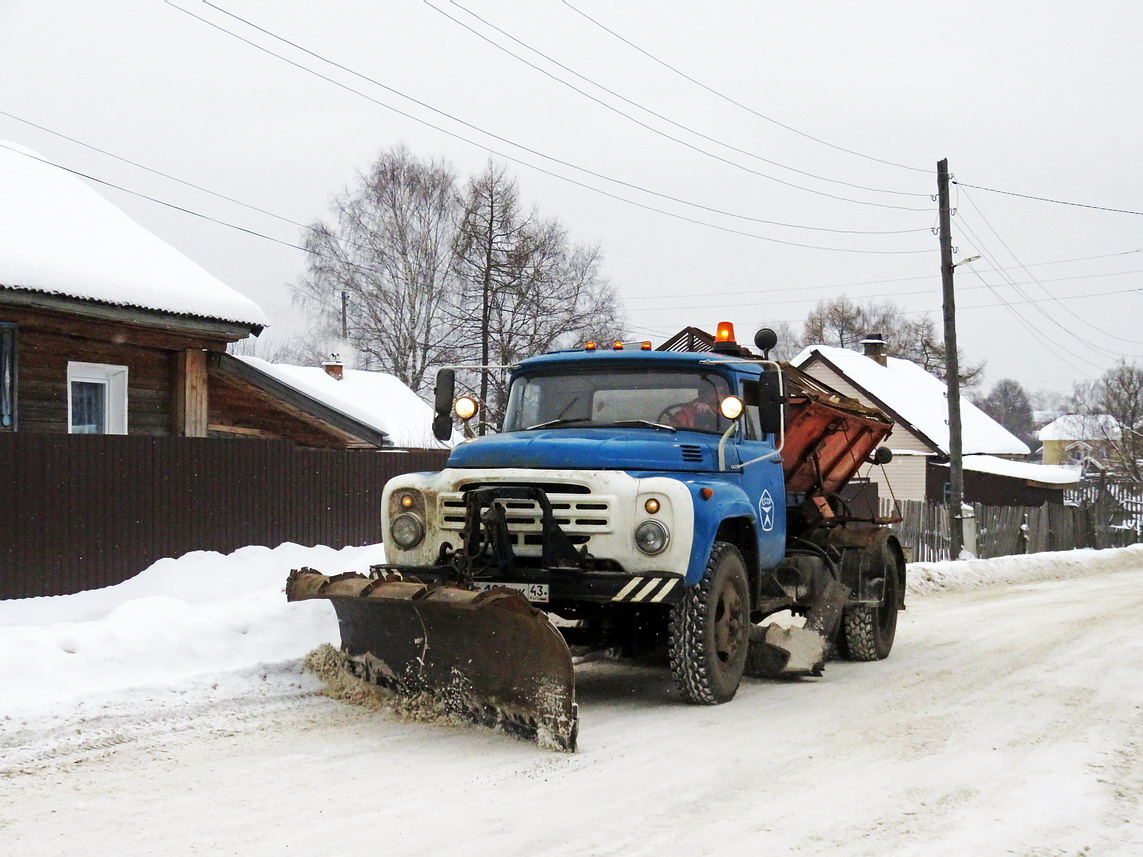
[955, 213, 1135, 360]
[958, 187, 1143, 345]
[0, 108, 308, 231]
[624, 283, 1143, 314]
[561, 1, 931, 175]
[170, 2, 933, 253]
[0, 142, 309, 252]
[623, 263, 1143, 302]
[434, 0, 929, 201]
[952, 180, 1143, 217]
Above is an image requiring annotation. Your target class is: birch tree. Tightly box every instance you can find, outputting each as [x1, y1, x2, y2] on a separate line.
[293, 146, 462, 394]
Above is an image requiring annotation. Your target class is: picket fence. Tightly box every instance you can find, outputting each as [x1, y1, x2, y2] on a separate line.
[881, 497, 1141, 564]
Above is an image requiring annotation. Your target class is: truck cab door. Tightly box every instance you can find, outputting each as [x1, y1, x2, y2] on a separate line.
[734, 375, 786, 570]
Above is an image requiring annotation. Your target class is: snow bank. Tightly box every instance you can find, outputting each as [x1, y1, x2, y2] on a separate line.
[906, 543, 1143, 595]
[2, 542, 1140, 720]
[0, 543, 385, 713]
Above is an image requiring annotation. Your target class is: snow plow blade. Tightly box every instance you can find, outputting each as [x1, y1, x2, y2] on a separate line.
[286, 569, 578, 751]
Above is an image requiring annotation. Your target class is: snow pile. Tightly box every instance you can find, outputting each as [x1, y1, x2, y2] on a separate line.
[906, 542, 1143, 595]
[0, 542, 385, 715]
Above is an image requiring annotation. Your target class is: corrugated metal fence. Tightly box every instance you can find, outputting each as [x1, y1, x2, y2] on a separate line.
[0, 434, 448, 599]
[883, 497, 1141, 563]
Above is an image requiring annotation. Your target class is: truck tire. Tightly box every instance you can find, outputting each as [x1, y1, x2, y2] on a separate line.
[668, 541, 750, 704]
[839, 541, 900, 661]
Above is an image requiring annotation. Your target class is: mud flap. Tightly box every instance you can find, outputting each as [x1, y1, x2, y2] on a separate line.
[745, 579, 850, 679]
[287, 569, 579, 751]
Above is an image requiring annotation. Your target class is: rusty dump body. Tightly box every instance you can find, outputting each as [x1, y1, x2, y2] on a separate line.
[288, 345, 901, 752]
[779, 363, 894, 497]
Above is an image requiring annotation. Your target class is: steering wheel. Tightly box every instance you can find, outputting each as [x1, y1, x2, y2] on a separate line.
[658, 403, 691, 424]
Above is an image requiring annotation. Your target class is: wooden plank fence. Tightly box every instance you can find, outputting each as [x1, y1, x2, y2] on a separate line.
[882, 496, 1142, 563]
[0, 434, 449, 599]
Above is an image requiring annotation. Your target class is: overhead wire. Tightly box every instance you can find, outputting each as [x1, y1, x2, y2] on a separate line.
[950, 216, 1111, 376]
[170, 1, 933, 253]
[560, 0, 932, 175]
[434, 0, 929, 201]
[958, 186, 1143, 346]
[954, 210, 1136, 359]
[0, 142, 309, 253]
[952, 180, 1143, 217]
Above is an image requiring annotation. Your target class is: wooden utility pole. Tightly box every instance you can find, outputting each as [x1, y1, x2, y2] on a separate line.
[937, 158, 965, 557]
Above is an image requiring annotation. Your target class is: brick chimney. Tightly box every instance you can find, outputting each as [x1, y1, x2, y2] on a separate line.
[861, 334, 887, 366]
[322, 353, 344, 381]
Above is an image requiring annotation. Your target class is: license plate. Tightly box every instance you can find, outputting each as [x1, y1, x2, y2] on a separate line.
[473, 581, 549, 603]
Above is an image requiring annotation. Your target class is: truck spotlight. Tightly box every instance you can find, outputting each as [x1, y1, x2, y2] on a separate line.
[454, 396, 478, 421]
[634, 520, 669, 555]
[390, 513, 425, 549]
[719, 395, 744, 420]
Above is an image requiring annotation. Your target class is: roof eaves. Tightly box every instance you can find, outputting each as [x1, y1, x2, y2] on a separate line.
[0, 283, 265, 337]
[212, 352, 391, 447]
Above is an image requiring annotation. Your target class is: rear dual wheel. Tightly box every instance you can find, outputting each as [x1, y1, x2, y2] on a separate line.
[668, 541, 750, 704]
[838, 539, 901, 661]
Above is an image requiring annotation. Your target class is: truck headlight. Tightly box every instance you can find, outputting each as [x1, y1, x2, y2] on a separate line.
[391, 513, 425, 549]
[634, 520, 669, 555]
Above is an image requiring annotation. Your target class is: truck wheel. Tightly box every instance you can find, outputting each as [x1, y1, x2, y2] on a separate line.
[840, 543, 900, 661]
[668, 541, 750, 704]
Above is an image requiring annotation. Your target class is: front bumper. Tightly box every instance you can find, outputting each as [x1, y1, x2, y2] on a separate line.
[370, 563, 685, 606]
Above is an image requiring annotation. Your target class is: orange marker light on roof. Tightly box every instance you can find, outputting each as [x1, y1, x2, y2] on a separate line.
[715, 321, 736, 344]
[585, 341, 597, 351]
[641, 341, 652, 350]
[613, 341, 624, 350]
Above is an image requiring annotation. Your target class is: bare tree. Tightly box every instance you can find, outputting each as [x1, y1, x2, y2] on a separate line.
[799, 295, 983, 386]
[1072, 361, 1143, 481]
[974, 378, 1035, 450]
[453, 161, 625, 428]
[293, 145, 463, 394]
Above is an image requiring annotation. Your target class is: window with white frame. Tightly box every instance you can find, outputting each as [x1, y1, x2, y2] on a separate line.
[67, 362, 128, 434]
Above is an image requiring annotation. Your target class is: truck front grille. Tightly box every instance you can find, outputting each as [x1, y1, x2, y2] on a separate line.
[439, 484, 614, 549]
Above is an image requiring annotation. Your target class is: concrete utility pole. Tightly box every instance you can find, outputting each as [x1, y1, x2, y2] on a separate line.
[937, 158, 965, 557]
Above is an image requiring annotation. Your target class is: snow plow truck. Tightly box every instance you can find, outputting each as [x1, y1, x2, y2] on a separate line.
[287, 323, 905, 751]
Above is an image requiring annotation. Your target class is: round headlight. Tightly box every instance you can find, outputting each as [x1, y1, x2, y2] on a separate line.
[390, 513, 425, 549]
[634, 520, 669, 555]
[719, 395, 744, 420]
[454, 396, 478, 421]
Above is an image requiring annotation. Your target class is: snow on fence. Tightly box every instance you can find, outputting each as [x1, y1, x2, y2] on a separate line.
[883, 496, 1142, 563]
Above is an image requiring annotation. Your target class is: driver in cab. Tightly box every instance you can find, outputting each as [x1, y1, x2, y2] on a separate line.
[667, 386, 721, 431]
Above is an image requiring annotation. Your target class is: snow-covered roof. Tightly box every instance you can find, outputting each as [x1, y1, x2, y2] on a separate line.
[0, 141, 268, 328]
[1037, 414, 1121, 442]
[793, 344, 1030, 456]
[958, 454, 1081, 486]
[236, 356, 449, 449]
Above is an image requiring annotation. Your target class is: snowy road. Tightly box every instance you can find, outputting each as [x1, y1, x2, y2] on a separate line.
[3, 556, 1142, 856]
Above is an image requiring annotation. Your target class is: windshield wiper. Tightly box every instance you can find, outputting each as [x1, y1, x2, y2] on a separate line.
[523, 417, 592, 431]
[606, 419, 677, 432]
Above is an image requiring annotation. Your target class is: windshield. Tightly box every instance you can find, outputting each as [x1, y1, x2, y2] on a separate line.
[503, 367, 734, 434]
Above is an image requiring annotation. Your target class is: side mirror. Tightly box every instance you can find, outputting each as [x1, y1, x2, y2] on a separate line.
[432, 369, 456, 441]
[871, 446, 893, 465]
[749, 370, 783, 435]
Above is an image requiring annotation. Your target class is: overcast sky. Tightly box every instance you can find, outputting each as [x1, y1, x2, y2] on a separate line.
[3, 0, 1142, 395]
